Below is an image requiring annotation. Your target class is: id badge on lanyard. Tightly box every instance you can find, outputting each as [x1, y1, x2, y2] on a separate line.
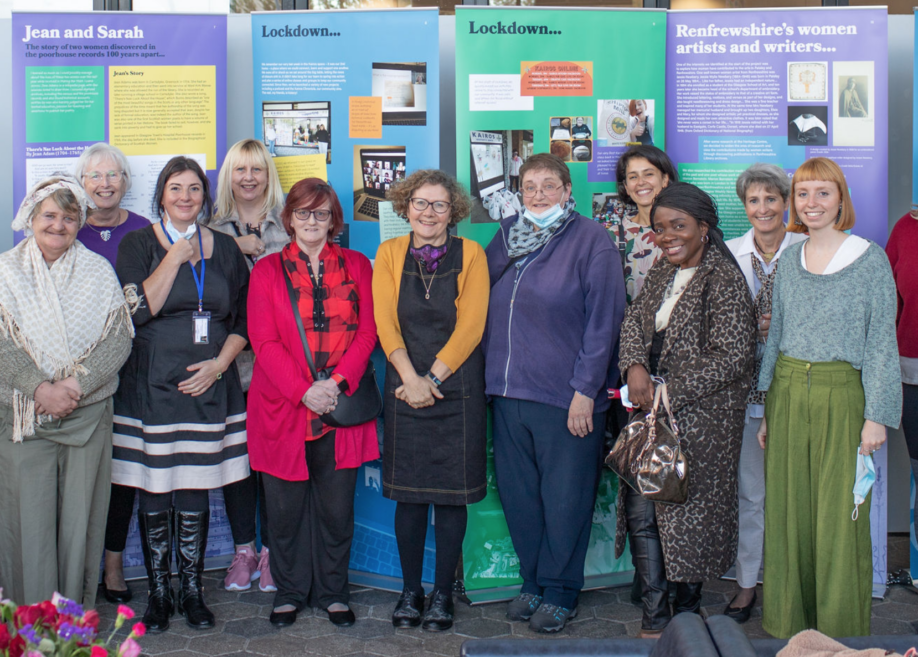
[193, 311, 211, 344]
[160, 218, 209, 345]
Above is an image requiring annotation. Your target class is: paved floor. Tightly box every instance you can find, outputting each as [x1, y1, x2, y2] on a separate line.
[102, 534, 918, 657]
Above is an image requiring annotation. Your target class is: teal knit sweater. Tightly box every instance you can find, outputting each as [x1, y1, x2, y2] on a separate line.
[758, 240, 902, 428]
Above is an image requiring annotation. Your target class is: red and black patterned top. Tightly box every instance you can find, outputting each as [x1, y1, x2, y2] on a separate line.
[282, 241, 359, 441]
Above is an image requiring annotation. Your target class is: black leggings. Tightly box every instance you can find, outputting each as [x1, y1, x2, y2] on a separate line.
[105, 484, 137, 552]
[394, 502, 467, 594]
[223, 472, 270, 549]
[902, 384, 918, 511]
[138, 489, 210, 514]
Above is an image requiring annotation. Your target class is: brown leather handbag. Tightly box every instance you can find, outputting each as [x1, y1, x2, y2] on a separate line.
[605, 382, 688, 505]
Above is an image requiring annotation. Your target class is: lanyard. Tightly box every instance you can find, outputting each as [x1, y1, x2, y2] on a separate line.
[160, 219, 206, 311]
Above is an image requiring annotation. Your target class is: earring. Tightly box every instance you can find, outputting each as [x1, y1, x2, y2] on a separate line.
[835, 206, 842, 225]
[702, 234, 709, 243]
[794, 215, 803, 225]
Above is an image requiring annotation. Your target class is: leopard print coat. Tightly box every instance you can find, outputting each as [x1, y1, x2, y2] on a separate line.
[615, 245, 757, 582]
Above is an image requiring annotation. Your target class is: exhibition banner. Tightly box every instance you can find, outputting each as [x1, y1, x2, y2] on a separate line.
[455, 6, 667, 597]
[251, 8, 440, 257]
[666, 7, 889, 246]
[12, 12, 227, 225]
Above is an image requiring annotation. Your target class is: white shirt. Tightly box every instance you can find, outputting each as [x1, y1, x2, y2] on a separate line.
[800, 234, 870, 274]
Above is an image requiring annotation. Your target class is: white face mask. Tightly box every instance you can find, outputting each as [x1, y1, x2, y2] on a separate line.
[163, 213, 197, 242]
[523, 203, 564, 229]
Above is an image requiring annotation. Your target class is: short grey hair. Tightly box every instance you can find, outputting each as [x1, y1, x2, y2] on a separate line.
[74, 143, 133, 192]
[735, 162, 790, 203]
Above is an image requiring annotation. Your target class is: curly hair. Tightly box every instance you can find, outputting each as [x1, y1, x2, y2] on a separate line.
[386, 169, 472, 227]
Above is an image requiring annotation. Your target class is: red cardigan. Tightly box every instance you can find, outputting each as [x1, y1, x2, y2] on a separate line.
[246, 249, 380, 481]
[887, 213, 918, 359]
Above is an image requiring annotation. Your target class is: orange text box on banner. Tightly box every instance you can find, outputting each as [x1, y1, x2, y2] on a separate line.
[349, 96, 382, 139]
[520, 61, 593, 97]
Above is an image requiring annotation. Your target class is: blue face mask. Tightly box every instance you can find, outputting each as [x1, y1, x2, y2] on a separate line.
[522, 203, 564, 229]
[852, 450, 876, 521]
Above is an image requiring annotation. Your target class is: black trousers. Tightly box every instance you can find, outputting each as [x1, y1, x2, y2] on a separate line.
[624, 484, 703, 631]
[105, 484, 137, 552]
[902, 384, 918, 512]
[262, 431, 357, 610]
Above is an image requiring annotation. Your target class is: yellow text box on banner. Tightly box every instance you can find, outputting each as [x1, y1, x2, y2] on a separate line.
[274, 154, 328, 193]
[109, 66, 216, 169]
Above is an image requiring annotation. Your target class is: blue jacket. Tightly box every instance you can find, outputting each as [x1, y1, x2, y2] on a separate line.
[483, 211, 626, 412]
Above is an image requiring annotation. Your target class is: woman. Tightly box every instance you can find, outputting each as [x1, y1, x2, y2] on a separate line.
[0, 175, 132, 608]
[211, 138, 287, 594]
[113, 157, 250, 632]
[374, 169, 488, 632]
[617, 182, 756, 638]
[887, 207, 918, 569]
[247, 178, 378, 628]
[629, 100, 654, 145]
[72, 143, 152, 605]
[723, 163, 806, 622]
[612, 146, 678, 303]
[757, 157, 901, 638]
[485, 153, 625, 633]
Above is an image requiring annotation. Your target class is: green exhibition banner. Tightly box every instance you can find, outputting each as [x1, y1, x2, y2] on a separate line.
[454, 6, 667, 599]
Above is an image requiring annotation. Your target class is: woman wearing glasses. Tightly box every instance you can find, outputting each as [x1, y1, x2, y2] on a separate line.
[246, 178, 378, 628]
[73, 143, 151, 605]
[374, 170, 489, 632]
[484, 153, 625, 633]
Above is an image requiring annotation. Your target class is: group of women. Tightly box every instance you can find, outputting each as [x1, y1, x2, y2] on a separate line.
[0, 135, 908, 645]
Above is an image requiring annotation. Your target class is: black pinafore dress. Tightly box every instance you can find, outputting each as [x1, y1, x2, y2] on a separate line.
[382, 236, 487, 506]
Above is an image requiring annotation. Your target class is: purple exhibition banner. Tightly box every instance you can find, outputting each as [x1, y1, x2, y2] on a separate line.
[666, 7, 888, 246]
[12, 12, 227, 227]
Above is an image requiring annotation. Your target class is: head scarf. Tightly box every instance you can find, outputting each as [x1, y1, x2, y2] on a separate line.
[12, 174, 94, 235]
[0, 175, 131, 442]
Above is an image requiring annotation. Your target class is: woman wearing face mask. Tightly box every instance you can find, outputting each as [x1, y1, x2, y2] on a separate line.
[210, 139, 287, 595]
[757, 157, 900, 638]
[374, 170, 488, 632]
[617, 182, 756, 638]
[484, 153, 625, 634]
[611, 146, 679, 304]
[722, 164, 806, 623]
[112, 157, 250, 633]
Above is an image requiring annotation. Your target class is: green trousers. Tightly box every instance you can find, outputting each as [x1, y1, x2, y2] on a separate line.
[762, 354, 872, 639]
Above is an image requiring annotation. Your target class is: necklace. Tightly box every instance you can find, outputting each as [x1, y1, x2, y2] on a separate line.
[753, 235, 778, 264]
[85, 217, 122, 242]
[417, 261, 435, 300]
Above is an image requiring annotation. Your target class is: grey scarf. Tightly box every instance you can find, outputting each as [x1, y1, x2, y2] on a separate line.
[507, 195, 577, 258]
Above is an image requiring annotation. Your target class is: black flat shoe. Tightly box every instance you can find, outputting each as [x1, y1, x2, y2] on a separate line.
[421, 590, 454, 632]
[327, 608, 356, 627]
[269, 609, 297, 627]
[392, 588, 424, 628]
[723, 591, 756, 624]
[102, 581, 133, 604]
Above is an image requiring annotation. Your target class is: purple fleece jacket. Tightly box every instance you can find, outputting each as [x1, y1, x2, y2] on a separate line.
[483, 211, 626, 412]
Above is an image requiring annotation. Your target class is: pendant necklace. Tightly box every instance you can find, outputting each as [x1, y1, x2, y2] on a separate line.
[86, 219, 120, 242]
[417, 261, 435, 300]
[753, 235, 777, 265]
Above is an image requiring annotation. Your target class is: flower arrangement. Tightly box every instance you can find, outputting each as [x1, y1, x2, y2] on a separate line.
[0, 590, 145, 657]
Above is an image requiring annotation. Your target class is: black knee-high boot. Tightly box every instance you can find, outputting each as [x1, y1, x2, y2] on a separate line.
[673, 582, 704, 616]
[624, 487, 671, 631]
[175, 511, 216, 629]
[139, 510, 175, 633]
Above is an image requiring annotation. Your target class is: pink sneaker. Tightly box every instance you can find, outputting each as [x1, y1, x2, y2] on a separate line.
[224, 546, 258, 591]
[258, 548, 277, 592]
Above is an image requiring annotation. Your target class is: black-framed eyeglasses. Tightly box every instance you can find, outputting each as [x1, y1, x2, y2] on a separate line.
[293, 208, 332, 222]
[410, 198, 451, 215]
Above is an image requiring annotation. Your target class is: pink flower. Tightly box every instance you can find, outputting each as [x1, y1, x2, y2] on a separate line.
[118, 638, 141, 657]
[26, 651, 43, 657]
[91, 647, 108, 657]
[116, 606, 134, 620]
[130, 623, 146, 638]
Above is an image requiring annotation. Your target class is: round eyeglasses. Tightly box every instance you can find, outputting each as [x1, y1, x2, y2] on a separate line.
[410, 198, 451, 215]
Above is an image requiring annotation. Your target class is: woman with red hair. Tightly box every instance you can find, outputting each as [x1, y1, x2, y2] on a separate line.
[246, 178, 379, 628]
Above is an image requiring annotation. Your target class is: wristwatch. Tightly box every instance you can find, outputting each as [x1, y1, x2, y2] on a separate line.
[425, 371, 443, 387]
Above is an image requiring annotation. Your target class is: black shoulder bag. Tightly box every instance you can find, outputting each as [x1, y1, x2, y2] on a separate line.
[282, 265, 382, 428]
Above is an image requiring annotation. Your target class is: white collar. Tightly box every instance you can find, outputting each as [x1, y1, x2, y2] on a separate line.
[735, 228, 798, 262]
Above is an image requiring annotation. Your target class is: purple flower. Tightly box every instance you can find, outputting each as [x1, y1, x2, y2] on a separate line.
[52, 593, 84, 618]
[18, 624, 40, 645]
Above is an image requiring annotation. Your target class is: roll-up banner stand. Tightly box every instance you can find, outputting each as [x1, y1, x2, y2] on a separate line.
[11, 11, 229, 577]
[666, 7, 889, 598]
[910, 8, 918, 593]
[251, 8, 441, 591]
[454, 6, 667, 602]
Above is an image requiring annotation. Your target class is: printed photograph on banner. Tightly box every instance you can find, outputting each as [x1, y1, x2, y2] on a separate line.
[833, 61, 875, 147]
[261, 101, 332, 163]
[550, 117, 571, 140]
[788, 62, 828, 102]
[788, 106, 829, 146]
[572, 116, 593, 140]
[592, 192, 631, 231]
[468, 129, 532, 224]
[352, 144, 406, 222]
[371, 62, 427, 126]
[571, 140, 593, 163]
[550, 140, 571, 162]
[597, 99, 655, 147]
[626, 99, 654, 146]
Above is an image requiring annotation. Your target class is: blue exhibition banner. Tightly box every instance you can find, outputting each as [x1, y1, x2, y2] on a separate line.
[251, 8, 440, 259]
